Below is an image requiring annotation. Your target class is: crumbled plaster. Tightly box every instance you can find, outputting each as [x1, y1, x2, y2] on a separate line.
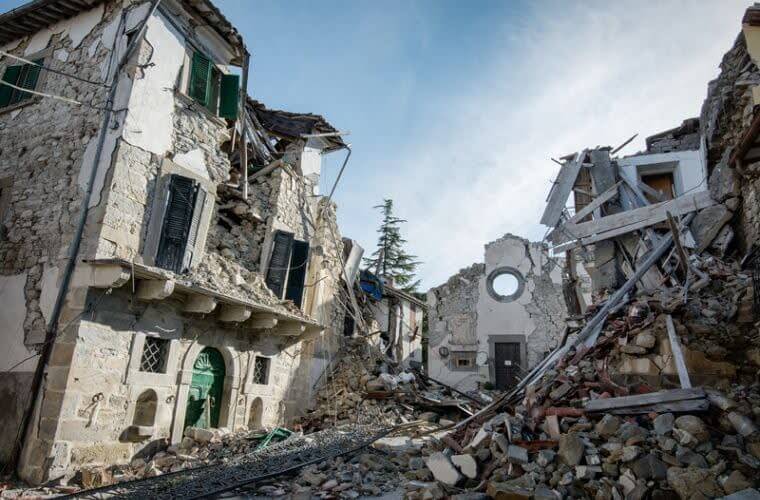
[1, 38, 23, 52]
[0, 272, 34, 372]
[24, 3, 105, 56]
[173, 148, 210, 180]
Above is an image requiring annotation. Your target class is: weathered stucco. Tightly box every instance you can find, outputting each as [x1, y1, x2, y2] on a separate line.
[427, 234, 566, 392]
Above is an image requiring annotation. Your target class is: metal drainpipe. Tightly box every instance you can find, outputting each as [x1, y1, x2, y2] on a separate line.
[10, 0, 163, 470]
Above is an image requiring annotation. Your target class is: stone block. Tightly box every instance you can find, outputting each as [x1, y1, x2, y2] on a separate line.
[425, 452, 461, 486]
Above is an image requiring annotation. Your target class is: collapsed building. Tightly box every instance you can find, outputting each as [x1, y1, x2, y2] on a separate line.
[0, 0, 357, 484]
[427, 234, 571, 393]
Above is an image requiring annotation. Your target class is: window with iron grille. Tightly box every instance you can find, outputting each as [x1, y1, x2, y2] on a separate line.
[140, 337, 169, 373]
[252, 356, 271, 385]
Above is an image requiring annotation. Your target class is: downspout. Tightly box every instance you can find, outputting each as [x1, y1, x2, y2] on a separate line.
[10, 0, 163, 470]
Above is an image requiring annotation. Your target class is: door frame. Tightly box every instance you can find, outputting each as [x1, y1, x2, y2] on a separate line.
[171, 342, 241, 443]
[487, 335, 527, 388]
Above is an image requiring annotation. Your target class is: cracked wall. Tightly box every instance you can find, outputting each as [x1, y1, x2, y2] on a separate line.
[427, 234, 567, 392]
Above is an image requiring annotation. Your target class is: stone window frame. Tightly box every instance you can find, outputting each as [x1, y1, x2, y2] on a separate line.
[251, 356, 271, 385]
[126, 332, 182, 387]
[486, 266, 526, 303]
[243, 352, 276, 396]
[0, 47, 53, 116]
[449, 351, 478, 372]
[143, 158, 216, 271]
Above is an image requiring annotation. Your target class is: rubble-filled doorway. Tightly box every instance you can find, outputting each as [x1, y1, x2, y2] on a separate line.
[184, 347, 226, 430]
[494, 342, 521, 390]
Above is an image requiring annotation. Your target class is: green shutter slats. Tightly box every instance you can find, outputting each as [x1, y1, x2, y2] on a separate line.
[218, 74, 240, 119]
[0, 65, 22, 108]
[182, 185, 207, 271]
[265, 231, 294, 299]
[285, 239, 310, 308]
[189, 51, 212, 106]
[156, 175, 198, 273]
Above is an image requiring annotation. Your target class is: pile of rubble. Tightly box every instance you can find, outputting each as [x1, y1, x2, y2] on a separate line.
[298, 338, 482, 433]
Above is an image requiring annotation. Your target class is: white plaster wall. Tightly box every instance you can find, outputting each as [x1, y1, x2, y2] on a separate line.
[0, 272, 35, 372]
[617, 149, 707, 197]
[122, 12, 186, 159]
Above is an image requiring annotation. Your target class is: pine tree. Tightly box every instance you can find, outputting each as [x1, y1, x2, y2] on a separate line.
[363, 199, 421, 292]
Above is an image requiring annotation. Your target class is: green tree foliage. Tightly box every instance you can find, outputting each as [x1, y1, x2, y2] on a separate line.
[363, 199, 421, 292]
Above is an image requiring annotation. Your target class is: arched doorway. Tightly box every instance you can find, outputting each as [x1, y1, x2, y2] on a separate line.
[248, 397, 263, 430]
[184, 347, 225, 430]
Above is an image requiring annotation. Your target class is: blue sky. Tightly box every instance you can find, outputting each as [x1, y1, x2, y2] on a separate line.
[0, 0, 750, 289]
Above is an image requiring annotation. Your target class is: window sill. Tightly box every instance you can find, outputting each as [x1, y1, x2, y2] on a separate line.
[175, 91, 228, 128]
[0, 96, 42, 117]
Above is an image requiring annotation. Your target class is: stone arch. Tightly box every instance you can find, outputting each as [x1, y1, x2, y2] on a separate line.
[248, 397, 263, 430]
[133, 389, 158, 426]
[171, 341, 242, 441]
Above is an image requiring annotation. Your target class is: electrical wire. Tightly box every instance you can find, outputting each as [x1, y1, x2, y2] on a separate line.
[0, 79, 115, 111]
[0, 49, 109, 87]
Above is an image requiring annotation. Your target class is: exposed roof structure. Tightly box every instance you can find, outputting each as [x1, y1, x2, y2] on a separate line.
[0, 0, 245, 53]
[0, 0, 106, 46]
[247, 98, 346, 153]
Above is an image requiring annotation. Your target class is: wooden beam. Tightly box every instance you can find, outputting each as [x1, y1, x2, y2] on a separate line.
[566, 180, 621, 224]
[218, 304, 252, 322]
[249, 314, 278, 330]
[637, 181, 668, 203]
[540, 150, 586, 227]
[553, 191, 714, 252]
[136, 279, 175, 301]
[183, 294, 217, 314]
[665, 315, 692, 389]
[666, 211, 689, 276]
[585, 388, 704, 413]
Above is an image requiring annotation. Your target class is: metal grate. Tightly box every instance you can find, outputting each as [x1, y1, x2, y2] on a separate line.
[253, 357, 270, 385]
[140, 337, 169, 373]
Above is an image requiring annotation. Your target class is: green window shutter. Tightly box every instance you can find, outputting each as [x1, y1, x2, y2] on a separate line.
[189, 51, 212, 106]
[265, 231, 294, 299]
[0, 65, 22, 108]
[156, 175, 199, 273]
[16, 60, 42, 103]
[285, 239, 310, 308]
[218, 74, 240, 119]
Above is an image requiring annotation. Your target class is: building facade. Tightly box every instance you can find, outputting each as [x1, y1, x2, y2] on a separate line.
[427, 234, 567, 393]
[0, 0, 348, 483]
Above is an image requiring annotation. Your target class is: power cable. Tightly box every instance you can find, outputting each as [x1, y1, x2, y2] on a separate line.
[0, 49, 109, 87]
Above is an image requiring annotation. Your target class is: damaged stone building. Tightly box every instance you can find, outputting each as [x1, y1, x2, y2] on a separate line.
[427, 234, 568, 392]
[0, 0, 352, 484]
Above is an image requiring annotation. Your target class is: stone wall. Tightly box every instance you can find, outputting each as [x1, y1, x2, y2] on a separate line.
[0, 0, 130, 467]
[427, 235, 567, 392]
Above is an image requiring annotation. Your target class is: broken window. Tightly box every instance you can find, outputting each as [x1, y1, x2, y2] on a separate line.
[450, 351, 477, 371]
[641, 172, 675, 202]
[155, 174, 207, 274]
[252, 356, 271, 385]
[0, 58, 42, 108]
[140, 337, 169, 373]
[265, 231, 310, 308]
[188, 51, 239, 119]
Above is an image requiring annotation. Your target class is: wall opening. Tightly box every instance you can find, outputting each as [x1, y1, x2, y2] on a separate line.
[486, 267, 525, 303]
[248, 397, 263, 430]
[492, 273, 519, 297]
[133, 389, 158, 426]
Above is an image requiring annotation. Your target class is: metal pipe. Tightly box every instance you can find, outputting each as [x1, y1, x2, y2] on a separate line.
[10, 0, 163, 471]
[326, 144, 351, 203]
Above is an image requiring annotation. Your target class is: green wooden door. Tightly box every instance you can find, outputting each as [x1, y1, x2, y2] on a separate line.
[184, 347, 225, 430]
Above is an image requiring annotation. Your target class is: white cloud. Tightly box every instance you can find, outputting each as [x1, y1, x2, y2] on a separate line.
[367, 0, 748, 289]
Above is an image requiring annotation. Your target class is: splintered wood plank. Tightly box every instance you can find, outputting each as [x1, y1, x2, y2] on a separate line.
[541, 151, 586, 227]
[567, 181, 622, 224]
[585, 387, 704, 412]
[607, 398, 708, 415]
[552, 190, 715, 251]
[666, 314, 692, 389]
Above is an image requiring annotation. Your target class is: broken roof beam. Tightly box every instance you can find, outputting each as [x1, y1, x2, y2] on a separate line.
[567, 180, 622, 225]
[552, 190, 714, 252]
[540, 150, 587, 227]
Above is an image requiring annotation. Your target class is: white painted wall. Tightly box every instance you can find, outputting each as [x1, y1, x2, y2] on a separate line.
[0, 272, 36, 372]
[617, 149, 707, 197]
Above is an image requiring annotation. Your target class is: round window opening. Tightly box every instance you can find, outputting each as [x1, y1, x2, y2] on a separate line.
[486, 267, 525, 303]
